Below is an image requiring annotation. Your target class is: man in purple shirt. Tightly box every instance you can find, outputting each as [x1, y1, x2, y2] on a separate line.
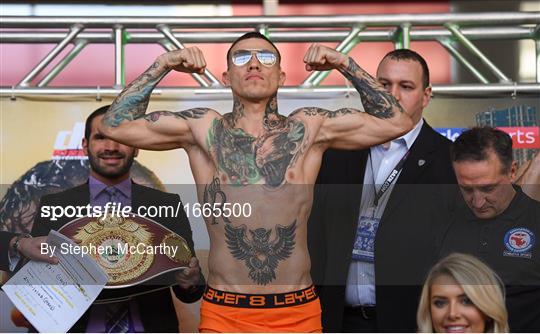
[31, 105, 204, 332]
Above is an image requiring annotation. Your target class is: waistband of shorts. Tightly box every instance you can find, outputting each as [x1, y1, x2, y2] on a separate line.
[203, 285, 318, 308]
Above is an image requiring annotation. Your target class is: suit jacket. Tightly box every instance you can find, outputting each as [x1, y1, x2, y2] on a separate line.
[308, 121, 457, 332]
[0, 231, 17, 271]
[31, 182, 205, 332]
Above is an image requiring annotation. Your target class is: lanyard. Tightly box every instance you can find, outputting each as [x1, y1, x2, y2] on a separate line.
[369, 148, 411, 207]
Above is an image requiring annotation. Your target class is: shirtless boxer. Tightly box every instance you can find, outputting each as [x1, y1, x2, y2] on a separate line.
[99, 32, 413, 332]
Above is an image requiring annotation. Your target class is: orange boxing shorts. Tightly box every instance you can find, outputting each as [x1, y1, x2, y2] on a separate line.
[199, 285, 322, 333]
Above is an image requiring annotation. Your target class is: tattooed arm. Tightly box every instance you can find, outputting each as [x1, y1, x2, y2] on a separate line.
[300, 44, 413, 150]
[98, 47, 217, 150]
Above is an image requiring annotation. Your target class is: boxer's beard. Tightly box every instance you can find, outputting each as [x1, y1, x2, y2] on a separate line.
[88, 150, 135, 179]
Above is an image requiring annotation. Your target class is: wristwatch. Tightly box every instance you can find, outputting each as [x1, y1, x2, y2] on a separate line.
[12, 233, 32, 257]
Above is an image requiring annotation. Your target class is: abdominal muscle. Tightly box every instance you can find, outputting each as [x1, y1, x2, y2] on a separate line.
[199, 182, 314, 294]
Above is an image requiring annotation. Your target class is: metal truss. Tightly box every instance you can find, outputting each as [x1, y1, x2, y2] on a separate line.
[1, 12, 539, 98]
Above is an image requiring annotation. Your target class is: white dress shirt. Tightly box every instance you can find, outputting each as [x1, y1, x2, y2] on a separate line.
[345, 119, 424, 306]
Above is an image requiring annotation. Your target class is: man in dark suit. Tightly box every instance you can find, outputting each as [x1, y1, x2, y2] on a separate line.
[30, 105, 205, 332]
[308, 49, 457, 332]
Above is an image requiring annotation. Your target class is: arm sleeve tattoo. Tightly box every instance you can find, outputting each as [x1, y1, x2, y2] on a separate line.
[104, 61, 168, 127]
[338, 58, 404, 119]
[144, 108, 210, 123]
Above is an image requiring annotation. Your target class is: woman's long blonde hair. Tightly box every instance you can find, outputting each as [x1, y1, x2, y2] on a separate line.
[417, 253, 509, 333]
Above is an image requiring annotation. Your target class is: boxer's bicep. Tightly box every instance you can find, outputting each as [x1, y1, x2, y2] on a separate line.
[101, 108, 216, 151]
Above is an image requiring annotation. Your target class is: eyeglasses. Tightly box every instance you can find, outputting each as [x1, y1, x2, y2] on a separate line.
[231, 49, 278, 67]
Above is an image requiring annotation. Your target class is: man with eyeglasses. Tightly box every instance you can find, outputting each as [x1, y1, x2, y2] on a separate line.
[99, 32, 413, 332]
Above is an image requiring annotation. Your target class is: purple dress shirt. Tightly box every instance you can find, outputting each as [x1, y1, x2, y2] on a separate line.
[86, 176, 144, 332]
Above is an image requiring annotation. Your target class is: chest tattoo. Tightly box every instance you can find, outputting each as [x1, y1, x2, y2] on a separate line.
[207, 117, 305, 187]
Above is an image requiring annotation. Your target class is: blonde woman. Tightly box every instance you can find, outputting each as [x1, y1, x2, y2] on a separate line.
[417, 253, 508, 333]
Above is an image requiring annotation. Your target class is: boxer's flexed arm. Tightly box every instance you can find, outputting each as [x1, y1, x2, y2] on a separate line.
[298, 44, 413, 150]
[99, 47, 217, 150]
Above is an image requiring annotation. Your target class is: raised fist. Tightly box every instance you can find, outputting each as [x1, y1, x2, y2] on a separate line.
[303, 44, 349, 72]
[160, 47, 206, 74]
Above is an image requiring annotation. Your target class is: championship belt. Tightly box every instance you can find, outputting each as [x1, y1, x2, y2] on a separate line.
[58, 214, 192, 289]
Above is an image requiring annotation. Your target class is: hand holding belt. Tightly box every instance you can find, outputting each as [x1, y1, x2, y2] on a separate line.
[58, 214, 192, 289]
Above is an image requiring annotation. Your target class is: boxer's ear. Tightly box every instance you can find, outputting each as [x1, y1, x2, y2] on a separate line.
[222, 71, 230, 86]
[82, 138, 88, 156]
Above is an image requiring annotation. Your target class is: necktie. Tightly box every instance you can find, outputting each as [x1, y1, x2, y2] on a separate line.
[105, 186, 120, 204]
[103, 188, 132, 332]
[105, 302, 131, 333]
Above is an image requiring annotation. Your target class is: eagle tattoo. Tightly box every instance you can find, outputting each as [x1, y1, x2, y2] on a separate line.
[225, 220, 297, 285]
